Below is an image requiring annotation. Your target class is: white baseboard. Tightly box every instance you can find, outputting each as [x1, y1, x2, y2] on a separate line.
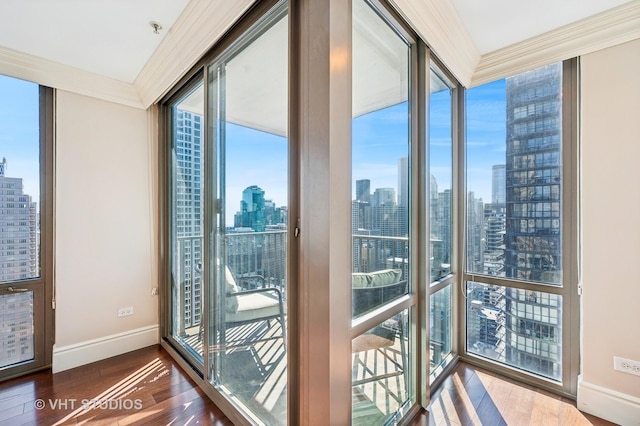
[52, 325, 159, 373]
[577, 375, 640, 426]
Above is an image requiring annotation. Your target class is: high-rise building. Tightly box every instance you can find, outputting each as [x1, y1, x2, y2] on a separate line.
[397, 156, 408, 209]
[174, 109, 203, 328]
[235, 185, 266, 232]
[492, 165, 506, 204]
[355, 179, 371, 203]
[503, 62, 563, 379]
[372, 187, 396, 207]
[0, 158, 38, 282]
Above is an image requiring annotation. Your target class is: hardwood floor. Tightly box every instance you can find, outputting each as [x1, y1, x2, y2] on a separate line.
[0, 345, 616, 425]
[0, 345, 232, 425]
[413, 362, 617, 426]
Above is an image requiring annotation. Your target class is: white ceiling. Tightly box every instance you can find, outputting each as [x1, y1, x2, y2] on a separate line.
[0, 0, 635, 87]
[450, 0, 633, 54]
[0, 0, 189, 83]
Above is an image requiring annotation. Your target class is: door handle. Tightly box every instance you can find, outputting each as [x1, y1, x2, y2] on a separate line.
[7, 286, 30, 293]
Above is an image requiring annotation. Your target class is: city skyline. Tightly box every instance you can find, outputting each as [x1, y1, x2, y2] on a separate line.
[0, 76, 40, 203]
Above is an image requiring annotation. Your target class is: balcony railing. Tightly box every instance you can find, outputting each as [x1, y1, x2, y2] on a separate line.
[177, 232, 411, 329]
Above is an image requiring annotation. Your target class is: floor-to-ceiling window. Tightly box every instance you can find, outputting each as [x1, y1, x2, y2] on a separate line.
[463, 60, 578, 395]
[0, 75, 54, 381]
[164, 2, 288, 424]
[428, 64, 457, 383]
[351, 0, 415, 423]
[160, 1, 580, 423]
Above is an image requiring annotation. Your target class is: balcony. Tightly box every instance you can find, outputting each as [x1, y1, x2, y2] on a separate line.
[172, 230, 410, 423]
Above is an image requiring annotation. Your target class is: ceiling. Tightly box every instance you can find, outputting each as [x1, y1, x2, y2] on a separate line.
[0, 0, 634, 87]
[450, 0, 633, 54]
[0, 0, 189, 83]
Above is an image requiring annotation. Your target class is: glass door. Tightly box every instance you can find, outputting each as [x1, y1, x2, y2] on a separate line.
[168, 79, 205, 367]
[206, 5, 289, 425]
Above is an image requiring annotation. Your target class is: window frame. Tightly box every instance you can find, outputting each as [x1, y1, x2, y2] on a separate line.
[0, 83, 55, 381]
[459, 59, 579, 398]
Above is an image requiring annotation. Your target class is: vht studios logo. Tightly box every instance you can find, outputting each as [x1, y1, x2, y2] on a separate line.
[34, 398, 143, 410]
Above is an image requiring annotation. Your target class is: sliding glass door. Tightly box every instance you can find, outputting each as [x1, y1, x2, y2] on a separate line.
[206, 7, 289, 424]
[168, 80, 205, 366]
[166, 2, 289, 424]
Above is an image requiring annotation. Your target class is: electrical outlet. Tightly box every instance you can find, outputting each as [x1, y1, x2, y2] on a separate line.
[118, 306, 134, 317]
[613, 356, 640, 377]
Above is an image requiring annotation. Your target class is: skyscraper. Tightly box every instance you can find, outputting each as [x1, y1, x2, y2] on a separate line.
[372, 188, 396, 207]
[491, 165, 506, 204]
[503, 62, 563, 379]
[0, 158, 38, 282]
[174, 109, 203, 328]
[397, 156, 408, 209]
[235, 185, 266, 232]
[355, 179, 371, 203]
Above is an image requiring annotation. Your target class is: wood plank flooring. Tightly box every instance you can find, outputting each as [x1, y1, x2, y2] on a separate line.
[0, 345, 231, 425]
[413, 362, 617, 426]
[0, 345, 616, 425]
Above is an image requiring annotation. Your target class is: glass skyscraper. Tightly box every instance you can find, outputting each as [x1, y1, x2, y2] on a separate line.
[0, 158, 38, 282]
[503, 63, 563, 379]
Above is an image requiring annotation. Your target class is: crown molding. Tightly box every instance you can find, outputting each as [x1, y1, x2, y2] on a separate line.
[134, 0, 255, 108]
[390, 0, 480, 87]
[472, 0, 640, 87]
[0, 45, 143, 109]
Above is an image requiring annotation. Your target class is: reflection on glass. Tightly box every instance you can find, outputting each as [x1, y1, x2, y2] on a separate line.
[0, 291, 34, 368]
[207, 7, 288, 425]
[352, 309, 409, 425]
[466, 281, 562, 380]
[170, 81, 205, 361]
[429, 68, 453, 283]
[352, 0, 410, 318]
[465, 63, 563, 285]
[429, 286, 451, 377]
[0, 76, 40, 282]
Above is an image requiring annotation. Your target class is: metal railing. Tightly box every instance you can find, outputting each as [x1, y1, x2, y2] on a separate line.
[177, 232, 411, 329]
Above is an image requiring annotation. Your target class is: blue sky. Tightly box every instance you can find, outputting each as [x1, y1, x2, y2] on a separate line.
[0, 75, 40, 204]
[0, 73, 507, 226]
[465, 80, 507, 201]
[222, 81, 507, 226]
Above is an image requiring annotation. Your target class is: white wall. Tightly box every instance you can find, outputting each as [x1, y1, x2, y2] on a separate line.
[53, 91, 158, 372]
[579, 38, 640, 424]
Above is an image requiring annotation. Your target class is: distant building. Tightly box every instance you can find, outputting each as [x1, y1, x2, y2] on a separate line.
[397, 156, 408, 209]
[372, 187, 395, 207]
[0, 158, 38, 282]
[173, 109, 203, 328]
[235, 185, 266, 232]
[355, 179, 371, 203]
[503, 62, 563, 379]
[492, 165, 506, 204]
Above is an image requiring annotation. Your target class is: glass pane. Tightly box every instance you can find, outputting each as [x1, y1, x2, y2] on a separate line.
[0, 291, 34, 368]
[466, 63, 563, 285]
[352, 0, 410, 318]
[0, 75, 40, 282]
[170, 82, 205, 361]
[208, 8, 288, 425]
[429, 286, 451, 378]
[429, 68, 453, 283]
[352, 309, 410, 425]
[466, 281, 562, 381]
